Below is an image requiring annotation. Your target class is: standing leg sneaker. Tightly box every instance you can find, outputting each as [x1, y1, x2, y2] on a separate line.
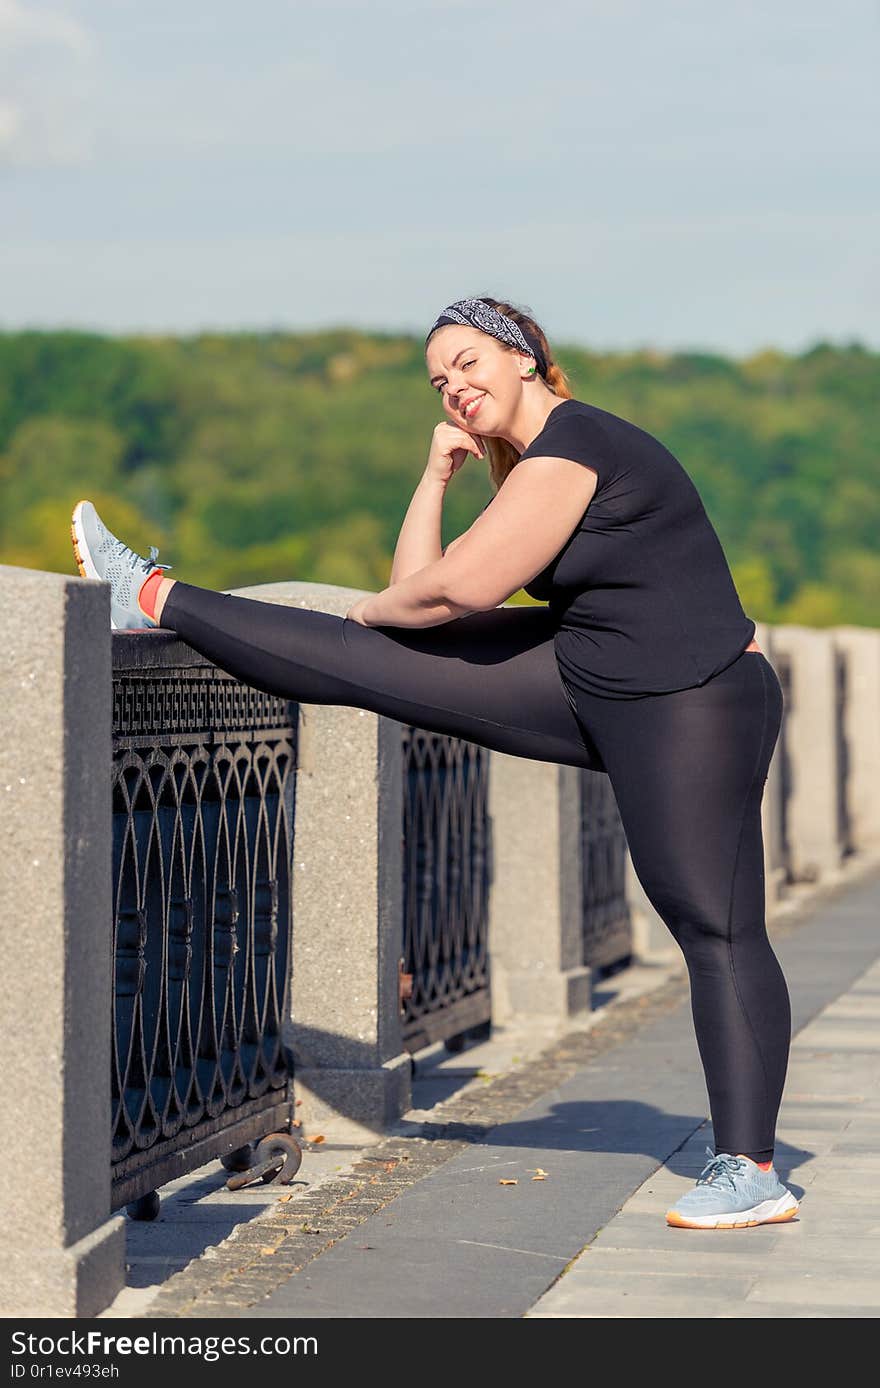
[666, 1146, 800, 1229]
[70, 499, 173, 630]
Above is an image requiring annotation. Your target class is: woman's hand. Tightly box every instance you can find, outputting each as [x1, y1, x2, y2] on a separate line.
[425, 421, 486, 485]
[345, 595, 374, 626]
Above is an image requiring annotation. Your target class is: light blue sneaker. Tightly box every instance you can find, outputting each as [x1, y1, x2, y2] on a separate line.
[71, 499, 173, 630]
[666, 1146, 800, 1229]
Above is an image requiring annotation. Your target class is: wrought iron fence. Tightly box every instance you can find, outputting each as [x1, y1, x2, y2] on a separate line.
[110, 635, 299, 1213]
[400, 728, 492, 1052]
[580, 770, 632, 971]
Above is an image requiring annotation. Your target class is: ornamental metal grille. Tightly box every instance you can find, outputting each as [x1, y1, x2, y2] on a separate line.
[580, 769, 632, 970]
[400, 729, 492, 1052]
[110, 641, 297, 1209]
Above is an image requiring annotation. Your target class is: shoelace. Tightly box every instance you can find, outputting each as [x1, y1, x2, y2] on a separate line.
[140, 544, 173, 575]
[112, 539, 173, 576]
[695, 1146, 747, 1191]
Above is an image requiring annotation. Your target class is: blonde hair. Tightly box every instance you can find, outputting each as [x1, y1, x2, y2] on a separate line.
[476, 296, 573, 492]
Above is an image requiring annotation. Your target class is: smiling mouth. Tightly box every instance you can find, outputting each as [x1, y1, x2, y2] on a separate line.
[462, 394, 485, 420]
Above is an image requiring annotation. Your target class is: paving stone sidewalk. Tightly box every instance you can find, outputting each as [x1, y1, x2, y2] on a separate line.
[100, 858, 880, 1320]
[529, 952, 880, 1318]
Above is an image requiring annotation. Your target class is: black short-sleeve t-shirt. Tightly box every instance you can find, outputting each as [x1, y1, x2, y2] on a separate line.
[506, 396, 756, 699]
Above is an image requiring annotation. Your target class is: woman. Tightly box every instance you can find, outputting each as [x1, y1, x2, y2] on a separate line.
[70, 295, 799, 1231]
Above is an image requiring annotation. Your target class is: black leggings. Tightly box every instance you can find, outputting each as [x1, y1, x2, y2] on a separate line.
[161, 581, 790, 1162]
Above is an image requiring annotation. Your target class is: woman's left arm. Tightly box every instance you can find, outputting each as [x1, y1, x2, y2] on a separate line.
[346, 559, 476, 628]
[346, 454, 600, 630]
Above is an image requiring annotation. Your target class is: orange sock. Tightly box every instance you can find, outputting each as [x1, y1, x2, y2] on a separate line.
[138, 569, 165, 621]
[737, 1153, 773, 1170]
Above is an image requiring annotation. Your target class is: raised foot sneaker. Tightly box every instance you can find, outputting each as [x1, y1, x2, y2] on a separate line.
[666, 1146, 800, 1229]
[70, 499, 173, 631]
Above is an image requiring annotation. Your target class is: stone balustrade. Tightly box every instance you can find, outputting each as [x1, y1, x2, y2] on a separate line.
[1, 562, 878, 1316]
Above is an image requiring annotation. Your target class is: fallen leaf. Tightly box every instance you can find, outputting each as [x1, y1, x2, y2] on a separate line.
[531, 1175, 547, 1181]
[306, 1135, 326, 1144]
[291, 1119, 302, 1128]
[295, 1099, 303, 1106]
[278, 1194, 294, 1203]
[260, 1247, 277, 1256]
[527, 1168, 549, 1177]
[498, 1179, 518, 1186]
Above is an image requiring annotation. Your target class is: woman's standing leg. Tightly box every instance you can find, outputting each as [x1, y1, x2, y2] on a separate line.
[159, 580, 606, 772]
[566, 651, 788, 1161]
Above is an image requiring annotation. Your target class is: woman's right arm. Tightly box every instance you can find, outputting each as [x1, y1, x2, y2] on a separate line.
[389, 422, 486, 586]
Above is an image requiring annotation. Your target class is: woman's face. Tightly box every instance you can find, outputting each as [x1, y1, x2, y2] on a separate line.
[425, 325, 526, 436]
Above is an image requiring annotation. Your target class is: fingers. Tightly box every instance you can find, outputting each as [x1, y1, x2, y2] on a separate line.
[433, 421, 485, 467]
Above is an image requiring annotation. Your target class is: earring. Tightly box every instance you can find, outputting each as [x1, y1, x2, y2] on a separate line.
[526, 365, 536, 375]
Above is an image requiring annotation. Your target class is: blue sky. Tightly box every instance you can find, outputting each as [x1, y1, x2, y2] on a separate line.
[1, 0, 877, 354]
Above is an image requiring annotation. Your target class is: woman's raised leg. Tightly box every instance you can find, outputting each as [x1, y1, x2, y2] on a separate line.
[160, 580, 606, 772]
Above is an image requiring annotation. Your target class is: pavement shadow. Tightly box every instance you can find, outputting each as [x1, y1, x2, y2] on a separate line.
[474, 1098, 811, 1196]
[120, 1165, 312, 1290]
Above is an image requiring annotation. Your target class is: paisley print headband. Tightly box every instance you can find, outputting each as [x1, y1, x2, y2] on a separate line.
[425, 297, 549, 379]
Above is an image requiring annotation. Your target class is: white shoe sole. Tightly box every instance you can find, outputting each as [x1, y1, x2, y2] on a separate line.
[70, 499, 101, 582]
[667, 1190, 800, 1229]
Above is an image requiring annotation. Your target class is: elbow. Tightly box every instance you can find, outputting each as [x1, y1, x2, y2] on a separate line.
[440, 577, 501, 612]
[437, 556, 505, 612]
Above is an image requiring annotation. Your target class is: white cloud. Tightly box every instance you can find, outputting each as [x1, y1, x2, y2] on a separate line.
[0, 0, 91, 55]
[0, 0, 95, 166]
[0, 98, 22, 145]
